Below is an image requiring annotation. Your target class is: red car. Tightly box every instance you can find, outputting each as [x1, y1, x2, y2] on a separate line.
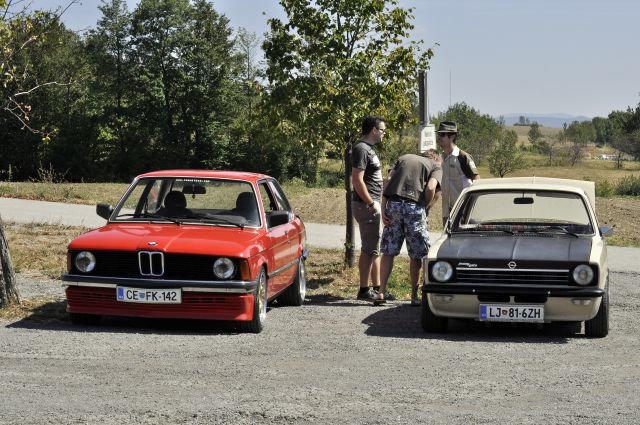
[62, 170, 307, 333]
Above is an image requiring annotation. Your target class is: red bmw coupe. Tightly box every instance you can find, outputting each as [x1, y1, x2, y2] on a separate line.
[63, 170, 307, 333]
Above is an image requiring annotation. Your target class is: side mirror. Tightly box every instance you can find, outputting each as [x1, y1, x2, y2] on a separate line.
[599, 226, 614, 237]
[268, 210, 290, 228]
[97, 203, 114, 220]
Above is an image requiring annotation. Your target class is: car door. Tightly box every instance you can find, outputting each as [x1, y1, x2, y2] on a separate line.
[257, 181, 292, 296]
[268, 179, 302, 265]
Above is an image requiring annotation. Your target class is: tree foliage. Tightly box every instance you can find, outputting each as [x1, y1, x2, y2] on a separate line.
[528, 122, 542, 144]
[564, 120, 595, 166]
[263, 0, 432, 181]
[487, 129, 525, 178]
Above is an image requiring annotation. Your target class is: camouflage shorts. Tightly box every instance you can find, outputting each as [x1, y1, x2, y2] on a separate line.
[381, 200, 429, 259]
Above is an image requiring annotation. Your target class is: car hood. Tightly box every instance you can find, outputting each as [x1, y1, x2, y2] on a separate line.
[68, 223, 265, 258]
[436, 235, 592, 267]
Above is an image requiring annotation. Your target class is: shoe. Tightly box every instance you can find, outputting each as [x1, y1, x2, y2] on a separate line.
[410, 296, 421, 307]
[356, 288, 379, 301]
[383, 291, 396, 301]
[372, 287, 396, 301]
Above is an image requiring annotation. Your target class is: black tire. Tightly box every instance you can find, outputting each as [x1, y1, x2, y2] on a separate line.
[421, 292, 448, 333]
[279, 257, 306, 306]
[239, 268, 267, 333]
[585, 284, 609, 338]
[70, 313, 102, 326]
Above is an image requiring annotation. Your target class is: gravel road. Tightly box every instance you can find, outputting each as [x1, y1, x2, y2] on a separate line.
[1, 270, 640, 424]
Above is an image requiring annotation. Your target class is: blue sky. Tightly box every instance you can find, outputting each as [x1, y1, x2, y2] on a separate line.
[35, 0, 640, 119]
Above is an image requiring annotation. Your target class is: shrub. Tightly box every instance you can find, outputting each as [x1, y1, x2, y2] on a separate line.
[595, 180, 615, 197]
[615, 175, 640, 196]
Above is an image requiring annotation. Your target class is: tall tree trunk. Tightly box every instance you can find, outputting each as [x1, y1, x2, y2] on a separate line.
[0, 218, 20, 307]
[344, 140, 355, 268]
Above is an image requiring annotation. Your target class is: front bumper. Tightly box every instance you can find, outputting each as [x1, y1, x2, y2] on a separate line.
[63, 274, 258, 321]
[423, 283, 603, 322]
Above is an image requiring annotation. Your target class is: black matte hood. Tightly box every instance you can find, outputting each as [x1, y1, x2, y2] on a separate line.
[437, 235, 592, 268]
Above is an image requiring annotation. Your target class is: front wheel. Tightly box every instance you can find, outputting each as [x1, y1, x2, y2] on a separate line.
[239, 268, 267, 333]
[421, 292, 448, 333]
[279, 257, 306, 306]
[585, 285, 609, 338]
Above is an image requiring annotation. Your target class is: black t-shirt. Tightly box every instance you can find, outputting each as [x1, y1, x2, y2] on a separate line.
[351, 141, 383, 202]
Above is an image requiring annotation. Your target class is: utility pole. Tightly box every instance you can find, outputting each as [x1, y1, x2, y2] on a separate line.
[418, 70, 436, 152]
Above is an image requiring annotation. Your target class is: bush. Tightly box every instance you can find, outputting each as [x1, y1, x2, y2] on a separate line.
[595, 180, 615, 197]
[615, 175, 640, 196]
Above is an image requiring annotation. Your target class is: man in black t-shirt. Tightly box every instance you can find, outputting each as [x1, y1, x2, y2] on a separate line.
[351, 116, 385, 301]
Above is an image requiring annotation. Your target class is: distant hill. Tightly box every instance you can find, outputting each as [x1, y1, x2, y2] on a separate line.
[500, 113, 592, 128]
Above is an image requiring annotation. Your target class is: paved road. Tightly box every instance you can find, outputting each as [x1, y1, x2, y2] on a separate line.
[1, 197, 638, 273]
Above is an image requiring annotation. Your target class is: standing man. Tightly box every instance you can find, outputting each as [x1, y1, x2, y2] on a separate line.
[351, 116, 386, 301]
[375, 149, 442, 306]
[437, 121, 479, 227]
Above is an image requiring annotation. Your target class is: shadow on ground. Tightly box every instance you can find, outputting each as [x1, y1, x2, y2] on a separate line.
[361, 302, 583, 343]
[5, 299, 263, 335]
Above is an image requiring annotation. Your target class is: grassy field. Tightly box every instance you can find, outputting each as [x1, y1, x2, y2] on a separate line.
[1, 158, 640, 246]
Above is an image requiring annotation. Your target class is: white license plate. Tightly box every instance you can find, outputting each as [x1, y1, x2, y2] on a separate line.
[116, 286, 182, 304]
[479, 304, 544, 323]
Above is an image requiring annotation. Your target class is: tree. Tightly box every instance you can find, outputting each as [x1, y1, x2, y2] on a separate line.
[564, 120, 595, 166]
[263, 0, 432, 267]
[487, 129, 525, 178]
[528, 122, 542, 144]
[128, 0, 242, 171]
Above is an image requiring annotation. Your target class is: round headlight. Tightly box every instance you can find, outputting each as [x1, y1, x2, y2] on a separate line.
[572, 264, 594, 286]
[431, 261, 453, 282]
[213, 257, 235, 279]
[75, 251, 96, 273]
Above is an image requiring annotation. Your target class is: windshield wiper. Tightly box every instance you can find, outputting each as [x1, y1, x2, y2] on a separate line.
[114, 213, 181, 225]
[454, 227, 515, 235]
[529, 226, 580, 238]
[186, 213, 245, 229]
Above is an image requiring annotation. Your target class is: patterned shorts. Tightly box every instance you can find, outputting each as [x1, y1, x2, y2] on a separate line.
[381, 200, 429, 259]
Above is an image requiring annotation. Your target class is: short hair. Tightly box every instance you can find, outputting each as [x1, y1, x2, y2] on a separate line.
[361, 116, 385, 136]
[422, 148, 440, 161]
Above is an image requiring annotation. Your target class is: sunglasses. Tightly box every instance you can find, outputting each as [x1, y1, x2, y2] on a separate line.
[439, 132, 454, 138]
[376, 127, 387, 134]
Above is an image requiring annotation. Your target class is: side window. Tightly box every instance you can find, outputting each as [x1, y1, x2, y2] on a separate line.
[268, 179, 292, 211]
[258, 182, 277, 215]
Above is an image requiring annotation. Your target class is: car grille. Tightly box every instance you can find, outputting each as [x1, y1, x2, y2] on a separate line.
[70, 250, 236, 281]
[456, 268, 569, 285]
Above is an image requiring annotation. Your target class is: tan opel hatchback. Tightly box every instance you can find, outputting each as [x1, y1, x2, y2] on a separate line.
[422, 177, 612, 337]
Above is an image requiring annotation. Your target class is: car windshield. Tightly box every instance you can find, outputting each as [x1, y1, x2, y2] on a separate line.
[452, 190, 594, 235]
[112, 177, 260, 227]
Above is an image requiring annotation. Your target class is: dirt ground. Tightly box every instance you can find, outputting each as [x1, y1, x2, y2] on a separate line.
[1, 270, 639, 424]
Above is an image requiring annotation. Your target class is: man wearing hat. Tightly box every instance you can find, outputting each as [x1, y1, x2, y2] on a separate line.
[437, 121, 479, 226]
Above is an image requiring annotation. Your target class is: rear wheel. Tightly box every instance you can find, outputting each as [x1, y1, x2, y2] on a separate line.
[421, 293, 448, 333]
[239, 268, 267, 333]
[279, 257, 306, 306]
[585, 284, 609, 338]
[70, 313, 102, 326]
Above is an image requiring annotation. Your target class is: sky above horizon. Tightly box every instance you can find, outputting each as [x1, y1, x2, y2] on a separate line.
[34, 0, 640, 119]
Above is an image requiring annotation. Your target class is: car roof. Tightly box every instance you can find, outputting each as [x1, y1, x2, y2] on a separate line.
[136, 170, 271, 183]
[468, 177, 596, 208]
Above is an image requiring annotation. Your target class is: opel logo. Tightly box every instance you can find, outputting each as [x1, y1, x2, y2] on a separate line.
[508, 261, 517, 269]
[148, 241, 158, 246]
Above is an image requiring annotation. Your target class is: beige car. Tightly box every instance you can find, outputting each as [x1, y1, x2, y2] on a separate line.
[422, 177, 612, 337]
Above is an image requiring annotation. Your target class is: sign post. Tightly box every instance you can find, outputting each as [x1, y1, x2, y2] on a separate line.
[418, 70, 436, 152]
